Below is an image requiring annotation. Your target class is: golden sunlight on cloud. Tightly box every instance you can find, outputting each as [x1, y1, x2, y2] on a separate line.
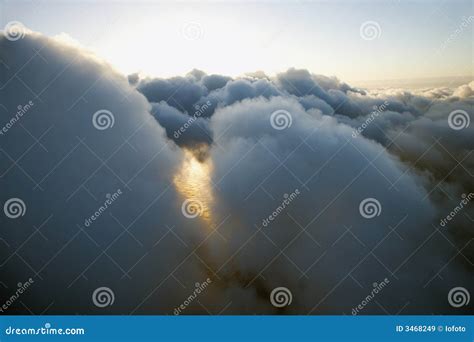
[173, 149, 215, 226]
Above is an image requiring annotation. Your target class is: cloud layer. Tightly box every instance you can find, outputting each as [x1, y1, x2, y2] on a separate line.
[0, 31, 472, 314]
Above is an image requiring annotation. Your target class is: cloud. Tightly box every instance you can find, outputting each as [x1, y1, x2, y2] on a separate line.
[1, 30, 472, 314]
[206, 96, 472, 313]
[136, 66, 473, 313]
[136, 75, 206, 114]
[151, 101, 213, 147]
[0, 31, 214, 313]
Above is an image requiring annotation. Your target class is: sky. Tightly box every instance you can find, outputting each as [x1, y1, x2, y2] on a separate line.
[1, 0, 472, 83]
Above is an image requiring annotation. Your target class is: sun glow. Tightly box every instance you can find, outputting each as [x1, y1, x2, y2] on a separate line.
[173, 149, 215, 225]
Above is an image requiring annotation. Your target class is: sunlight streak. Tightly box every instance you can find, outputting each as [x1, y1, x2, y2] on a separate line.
[173, 149, 215, 225]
